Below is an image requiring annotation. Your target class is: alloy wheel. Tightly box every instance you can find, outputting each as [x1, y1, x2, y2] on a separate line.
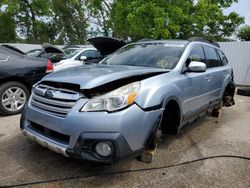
[1, 87, 27, 112]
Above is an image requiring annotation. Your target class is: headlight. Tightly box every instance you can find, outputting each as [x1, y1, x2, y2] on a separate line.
[81, 81, 140, 112]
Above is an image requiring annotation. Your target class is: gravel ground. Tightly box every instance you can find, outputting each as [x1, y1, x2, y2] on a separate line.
[0, 94, 249, 188]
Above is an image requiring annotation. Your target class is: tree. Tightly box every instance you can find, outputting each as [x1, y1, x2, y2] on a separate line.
[110, 0, 170, 40]
[2, 0, 53, 43]
[237, 26, 250, 41]
[1, 0, 89, 44]
[94, 0, 244, 41]
[86, 0, 112, 36]
[0, 12, 16, 42]
[0, 0, 244, 44]
[186, 0, 244, 41]
[51, 0, 88, 44]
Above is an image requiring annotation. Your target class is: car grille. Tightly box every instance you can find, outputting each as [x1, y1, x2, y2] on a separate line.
[29, 122, 70, 145]
[31, 84, 81, 118]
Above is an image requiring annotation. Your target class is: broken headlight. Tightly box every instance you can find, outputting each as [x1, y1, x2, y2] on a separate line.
[81, 82, 140, 112]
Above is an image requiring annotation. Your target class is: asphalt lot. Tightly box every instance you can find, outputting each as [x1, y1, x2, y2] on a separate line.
[0, 94, 249, 188]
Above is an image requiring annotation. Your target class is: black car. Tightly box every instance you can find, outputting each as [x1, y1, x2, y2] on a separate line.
[0, 45, 53, 115]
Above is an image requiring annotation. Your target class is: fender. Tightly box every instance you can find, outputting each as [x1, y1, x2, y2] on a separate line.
[135, 73, 184, 117]
[220, 74, 235, 98]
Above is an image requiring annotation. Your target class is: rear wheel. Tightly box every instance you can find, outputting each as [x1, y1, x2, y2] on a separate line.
[0, 82, 30, 116]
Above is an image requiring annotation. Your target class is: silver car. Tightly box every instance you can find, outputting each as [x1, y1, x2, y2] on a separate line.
[21, 38, 235, 163]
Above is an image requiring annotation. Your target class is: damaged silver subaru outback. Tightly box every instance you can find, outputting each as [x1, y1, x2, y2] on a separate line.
[20, 37, 235, 163]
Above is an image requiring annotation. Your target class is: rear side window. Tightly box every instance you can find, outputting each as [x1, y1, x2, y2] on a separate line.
[217, 50, 228, 65]
[186, 45, 206, 66]
[0, 52, 8, 61]
[203, 46, 222, 68]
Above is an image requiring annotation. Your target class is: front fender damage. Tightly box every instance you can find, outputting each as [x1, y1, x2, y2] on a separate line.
[223, 83, 236, 107]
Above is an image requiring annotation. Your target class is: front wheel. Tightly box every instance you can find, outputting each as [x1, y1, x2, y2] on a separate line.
[0, 82, 30, 116]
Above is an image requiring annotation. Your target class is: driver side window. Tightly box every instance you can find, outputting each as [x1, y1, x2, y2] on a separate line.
[186, 46, 206, 67]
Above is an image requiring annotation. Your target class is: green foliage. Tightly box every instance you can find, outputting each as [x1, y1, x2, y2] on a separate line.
[1, 0, 88, 44]
[108, 0, 244, 41]
[111, 1, 170, 40]
[52, 0, 88, 45]
[2, 0, 53, 43]
[86, 0, 112, 36]
[0, 0, 245, 44]
[0, 12, 16, 42]
[237, 25, 250, 41]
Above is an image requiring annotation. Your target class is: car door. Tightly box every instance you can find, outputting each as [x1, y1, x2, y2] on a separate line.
[181, 45, 212, 120]
[203, 46, 224, 101]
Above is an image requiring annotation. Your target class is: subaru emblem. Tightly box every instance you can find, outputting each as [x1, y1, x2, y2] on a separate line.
[44, 89, 54, 99]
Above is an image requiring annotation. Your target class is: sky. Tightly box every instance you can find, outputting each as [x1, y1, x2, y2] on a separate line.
[224, 0, 250, 25]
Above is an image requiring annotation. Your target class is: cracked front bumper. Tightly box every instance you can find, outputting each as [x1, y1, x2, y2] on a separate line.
[20, 99, 164, 163]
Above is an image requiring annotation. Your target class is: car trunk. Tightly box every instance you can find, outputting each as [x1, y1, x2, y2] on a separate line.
[87, 37, 126, 56]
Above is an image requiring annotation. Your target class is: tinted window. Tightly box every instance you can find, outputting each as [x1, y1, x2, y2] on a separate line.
[76, 50, 98, 60]
[101, 43, 186, 69]
[0, 52, 8, 61]
[186, 46, 205, 66]
[204, 46, 221, 68]
[217, 50, 228, 65]
[26, 49, 43, 57]
[93, 50, 101, 58]
[64, 48, 80, 55]
[65, 49, 82, 58]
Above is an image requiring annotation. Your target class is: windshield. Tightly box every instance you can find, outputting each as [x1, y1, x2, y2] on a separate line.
[101, 43, 186, 69]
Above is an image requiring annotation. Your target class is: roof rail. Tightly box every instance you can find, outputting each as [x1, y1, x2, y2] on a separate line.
[188, 37, 220, 48]
[137, 38, 154, 42]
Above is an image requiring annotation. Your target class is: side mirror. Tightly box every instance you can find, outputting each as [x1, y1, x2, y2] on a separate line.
[80, 56, 87, 61]
[188, 61, 206, 72]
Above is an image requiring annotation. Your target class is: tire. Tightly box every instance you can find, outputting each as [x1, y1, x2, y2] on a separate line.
[237, 87, 250, 97]
[211, 105, 222, 117]
[0, 82, 30, 116]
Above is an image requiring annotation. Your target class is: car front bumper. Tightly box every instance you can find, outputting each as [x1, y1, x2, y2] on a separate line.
[20, 98, 164, 163]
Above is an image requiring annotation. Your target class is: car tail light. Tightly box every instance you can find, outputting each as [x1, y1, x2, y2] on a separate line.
[46, 59, 54, 73]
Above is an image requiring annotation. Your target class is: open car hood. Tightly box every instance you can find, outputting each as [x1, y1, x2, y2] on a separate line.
[42, 43, 64, 54]
[87, 37, 126, 56]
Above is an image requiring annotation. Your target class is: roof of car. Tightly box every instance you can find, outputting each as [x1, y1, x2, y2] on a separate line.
[0, 44, 26, 55]
[0, 45, 25, 57]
